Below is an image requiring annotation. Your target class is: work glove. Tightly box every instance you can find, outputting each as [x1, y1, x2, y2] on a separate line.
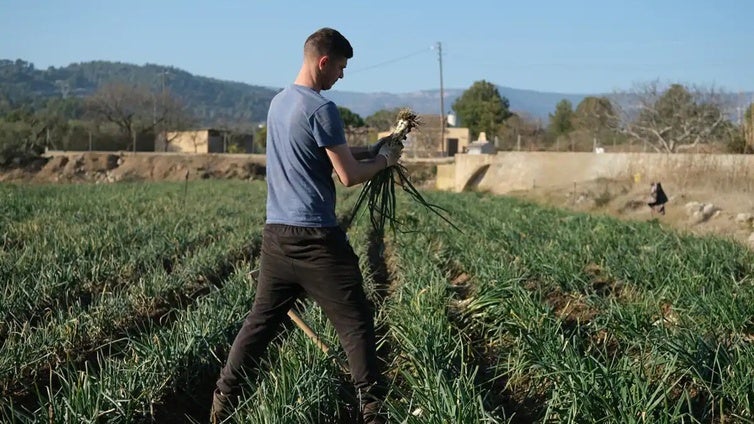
[368, 137, 389, 158]
[378, 143, 403, 168]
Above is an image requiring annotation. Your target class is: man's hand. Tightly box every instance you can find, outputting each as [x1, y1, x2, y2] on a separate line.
[368, 137, 389, 158]
[378, 143, 403, 168]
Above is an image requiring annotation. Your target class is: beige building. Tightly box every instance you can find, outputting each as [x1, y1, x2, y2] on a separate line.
[378, 114, 470, 157]
[156, 129, 254, 153]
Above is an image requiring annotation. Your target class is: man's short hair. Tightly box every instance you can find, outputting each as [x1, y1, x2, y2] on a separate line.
[304, 28, 353, 59]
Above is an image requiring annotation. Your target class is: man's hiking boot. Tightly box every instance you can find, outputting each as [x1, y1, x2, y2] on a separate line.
[358, 382, 387, 424]
[362, 400, 386, 424]
[210, 389, 235, 423]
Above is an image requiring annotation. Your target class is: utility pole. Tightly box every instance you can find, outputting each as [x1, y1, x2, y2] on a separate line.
[157, 70, 169, 147]
[153, 94, 157, 127]
[737, 91, 743, 125]
[437, 42, 445, 156]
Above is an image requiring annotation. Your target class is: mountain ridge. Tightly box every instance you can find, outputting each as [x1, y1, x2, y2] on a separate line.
[2, 59, 751, 126]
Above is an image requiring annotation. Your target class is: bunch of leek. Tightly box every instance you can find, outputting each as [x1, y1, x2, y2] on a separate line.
[349, 109, 460, 234]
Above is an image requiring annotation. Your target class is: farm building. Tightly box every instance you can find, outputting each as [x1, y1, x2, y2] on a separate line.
[155, 129, 254, 153]
[466, 132, 495, 155]
[379, 114, 470, 157]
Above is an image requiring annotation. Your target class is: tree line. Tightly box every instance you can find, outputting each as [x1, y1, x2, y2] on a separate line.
[338, 80, 753, 155]
[451, 80, 753, 154]
[2, 58, 753, 166]
[0, 81, 399, 166]
[0, 59, 277, 165]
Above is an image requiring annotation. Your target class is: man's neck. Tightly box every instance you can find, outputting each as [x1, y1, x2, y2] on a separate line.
[295, 66, 320, 92]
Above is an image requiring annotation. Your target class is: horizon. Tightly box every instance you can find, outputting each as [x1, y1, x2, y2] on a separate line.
[2, 1, 753, 94]
[8, 57, 754, 100]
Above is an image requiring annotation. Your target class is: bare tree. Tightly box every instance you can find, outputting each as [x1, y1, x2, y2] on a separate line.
[744, 103, 754, 152]
[86, 82, 193, 151]
[610, 81, 732, 153]
[499, 112, 546, 151]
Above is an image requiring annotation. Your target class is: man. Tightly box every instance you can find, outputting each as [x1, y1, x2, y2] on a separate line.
[648, 181, 668, 215]
[211, 27, 400, 424]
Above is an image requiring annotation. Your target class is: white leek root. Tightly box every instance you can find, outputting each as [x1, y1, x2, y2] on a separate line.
[384, 108, 420, 147]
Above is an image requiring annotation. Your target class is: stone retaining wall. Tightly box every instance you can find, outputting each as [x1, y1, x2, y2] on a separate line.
[438, 152, 754, 194]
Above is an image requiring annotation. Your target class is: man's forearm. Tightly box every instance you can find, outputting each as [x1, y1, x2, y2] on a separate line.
[351, 146, 372, 160]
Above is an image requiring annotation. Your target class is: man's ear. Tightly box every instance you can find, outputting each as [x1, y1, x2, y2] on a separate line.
[317, 55, 329, 70]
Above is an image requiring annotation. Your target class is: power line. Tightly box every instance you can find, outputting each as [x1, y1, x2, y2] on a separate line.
[349, 47, 432, 74]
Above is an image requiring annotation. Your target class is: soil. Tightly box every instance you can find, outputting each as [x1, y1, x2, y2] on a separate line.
[2, 152, 752, 248]
[0, 152, 441, 186]
[506, 177, 754, 249]
[0, 152, 267, 184]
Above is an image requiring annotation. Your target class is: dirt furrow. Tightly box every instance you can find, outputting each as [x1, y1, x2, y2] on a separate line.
[436, 250, 541, 423]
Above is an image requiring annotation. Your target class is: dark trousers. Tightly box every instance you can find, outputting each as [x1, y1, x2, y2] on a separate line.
[216, 224, 383, 404]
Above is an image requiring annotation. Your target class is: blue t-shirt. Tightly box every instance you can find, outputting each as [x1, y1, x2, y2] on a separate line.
[265, 85, 346, 227]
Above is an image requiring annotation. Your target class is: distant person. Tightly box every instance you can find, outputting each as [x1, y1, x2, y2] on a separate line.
[648, 182, 668, 215]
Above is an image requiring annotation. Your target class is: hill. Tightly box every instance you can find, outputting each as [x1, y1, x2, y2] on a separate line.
[1, 59, 588, 125]
[0, 59, 278, 127]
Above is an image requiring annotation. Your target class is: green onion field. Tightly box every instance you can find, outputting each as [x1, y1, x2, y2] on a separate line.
[2, 180, 753, 423]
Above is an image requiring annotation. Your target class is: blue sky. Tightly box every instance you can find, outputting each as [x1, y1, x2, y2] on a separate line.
[2, 0, 752, 94]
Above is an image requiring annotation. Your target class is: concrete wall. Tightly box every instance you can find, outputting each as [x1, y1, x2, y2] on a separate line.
[439, 152, 754, 193]
[436, 162, 456, 190]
